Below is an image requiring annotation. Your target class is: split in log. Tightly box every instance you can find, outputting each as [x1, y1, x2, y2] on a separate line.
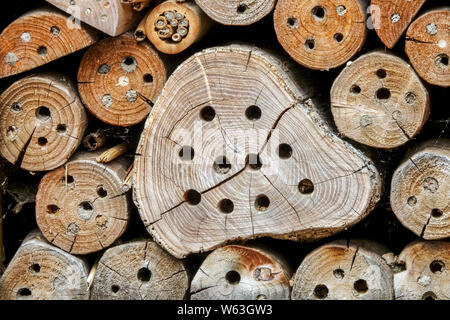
[194, 0, 276, 26]
[144, 0, 212, 55]
[274, 0, 368, 70]
[371, 0, 426, 49]
[0, 230, 89, 300]
[83, 129, 109, 151]
[78, 32, 167, 127]
[0, 7, 98, 79]
[191, 245, 291, 300]
[390, 140, 449, 240]
[91, 240, 189, 299]
[291, 240, 394, 300]
[330, 51, 430, 149]
[35, 151, 132, 255]
[46, 0, 141, 36]
[0, 73, 88, 171]
[133, 44, 381, 259]
[394, 240, 449, 300]
[405, 8, 450, 87]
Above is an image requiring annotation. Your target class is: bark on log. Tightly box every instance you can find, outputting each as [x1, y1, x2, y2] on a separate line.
[0, 230, 89, 300]
[371, 0, 426, 49]
[390, 140, 449, 240]
[0, 73, 88, 171]
[133, 44, 381, 259]
[291, 240, 394, 300]
[46, 0, 141, 36]
[394, 240, 449, 300]
[91, 240, 189, 300]
[330, 51, 430, 149]
[144, 0, 212, 55]
[405, 8, 450, 87]
[194, 0, 276, 26]
[191, 245, 291, 300]
[78, 32, 167, 127]
[0, 7, 98, 79]
[35, 151, 132, 255]
[274, 0, 368, 70]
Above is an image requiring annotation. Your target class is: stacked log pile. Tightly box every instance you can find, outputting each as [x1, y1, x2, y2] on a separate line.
[0, 0, 448, 300]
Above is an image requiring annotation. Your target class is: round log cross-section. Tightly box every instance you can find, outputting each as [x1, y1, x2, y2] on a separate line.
[330, 51, 430, 149]
[191, 245, 291, 300]
[78, 32, 167, 127]
[390, 140, 450, 240]
[35, 151, 131, 255]
[291, 240, 394, 300]
[274, 0, 368, 70]
[91, 240, 189, 300]
[195, 0, 276, 26]
[405, 8, 450, 87]
[394, 240, 449, 300]
[0, 73, 88, 171]
[133, 44, 381, 259]
[0, 231, 89, 300]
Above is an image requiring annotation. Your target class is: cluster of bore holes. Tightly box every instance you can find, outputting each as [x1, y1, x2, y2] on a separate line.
[313, 278, 368, 299]
[225, 270, 241, 285]
[199, 105, 263, 122]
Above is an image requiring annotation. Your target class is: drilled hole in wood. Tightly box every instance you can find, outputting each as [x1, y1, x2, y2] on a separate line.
[47, 204, 59, 214]
[314, 284, 328, 299]
[135, 30, 145, 40]
[333, 269, 344, 279]
[35, 106, 51, 122]
[407, 196, 417, 206]
[245, 105, 262, 121]
[7, 126, 17, 140]
[257, 294, 267, 300]
[431, 208, 443, 218]
[287, 17, 298, 28]
[214, 156, 231, 174]
[334, 33, 343, 43]
[430, 260, 445, 273]
[247, 154, 262, 170]
[10, 102, 23, 113]
[298, 179, 314, 194]
[219, 199, 234, 214]
[184, 189, 201, 205]
[121, 56, 137, 72]
[62, 175, 74, 184]
[255, 195, 270, 211]
[435, 54, 448, 69]
[102, 94, 113, 108]
[350, 85, 361, 94]
[354, 279, 368, 293]
[37, 46, 48, 56]
[56, 124, 67, 133]
[200, 106, 216, 121]
[50, 26, 60, 36]
[30, 263, 41, 273]
[137, 267, 152, 282]
[305, 38, 315, 50]
[422, 291, 437, 300]
[77, 201, 94, 220]
[98, 64, 111, 74]
[336, 5, 347, 16]
[390, 13, 400, 23]
[143, 73, 153, 83]
[278, 143, 293, 159]
[376, 69, 387, 79]
[376, 88, 391, 100]
[111, 285, 120, 293]
[311, 6, 326, 21]
[17, 288, 32, 297]
[237, 4, 248, 13]
[38, 137, 48, 146]
[405, 92, 416, 105]
[225, 270, 240, 284]
[179, 146, 195, 161]
[97, 186, 108, 198]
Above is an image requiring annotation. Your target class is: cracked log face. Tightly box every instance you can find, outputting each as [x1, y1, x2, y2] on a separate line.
[46, 0, 139, 36]
[0, 73, 88, 171]
[0, 231, 89, 300]
[274, 0, 367, 70]
[394, 240, 450, 300]
[0, 8, 98, 79]
[191, 245, 291, 300]
[195, 0, 276, 26]
[331, 51, 430, 149]
[291, 240, 394, 300]
[133, 45, 381, 259]
[405, 8, 450, 87]
[35, 151, 131, 255]
[371, 0, 426, 49]
[78, 33, 166, 127]
[390, 140, 450, 240]
[91, 240, 189, 300]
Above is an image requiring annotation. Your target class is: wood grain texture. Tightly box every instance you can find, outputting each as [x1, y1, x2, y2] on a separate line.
[191, 245, 291, 300]
[0, 73, 88, 171]
[91, 240, 189, 300]
[35, 151, 132, 255]
[133, 44, 381, 259]
[390, 140, 449, 240]
[195, 0, 276, 26]
[78, 32, 166, 127]
[0, 7, 98, 79]
[331, 51, 430, 149]
[46, 0, 140, 36]
[274, 0, 368, 70]
[371, 0, 426, 49]
[291, 240, 394, 300]
[405, 8, 450, 87]
[0, 231, 89, 300]
[394, 240, 449, 300]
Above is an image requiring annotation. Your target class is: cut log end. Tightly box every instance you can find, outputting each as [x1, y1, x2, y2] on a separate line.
[274, 0, 368, 70]
[191, 245, 291, 300]
[0, 73, 88, 171]
[91, 240, 189, 300]
[331, 51, 430, 149]
[35, 151, 131, 255]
